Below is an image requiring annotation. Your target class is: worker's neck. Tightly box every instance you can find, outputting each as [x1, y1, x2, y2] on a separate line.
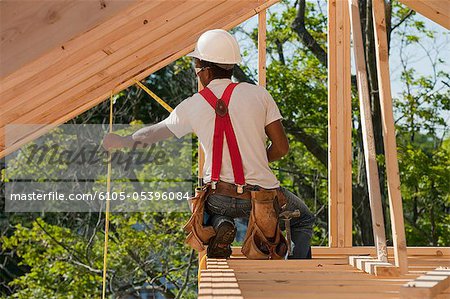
[204, 76, 232, 86]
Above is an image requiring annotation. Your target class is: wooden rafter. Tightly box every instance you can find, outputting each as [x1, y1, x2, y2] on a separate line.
[0, 0, 280, 159]
[0, 0, 140, 78]
[397, 0, 450, 30]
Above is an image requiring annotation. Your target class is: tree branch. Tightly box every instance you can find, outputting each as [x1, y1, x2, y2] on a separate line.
[292, 0, 327, 66]
[284, 120, 328, 166]
[275, 38, 286, 65]
[390, 9, 413, 33]
[175, 249, 195, 299]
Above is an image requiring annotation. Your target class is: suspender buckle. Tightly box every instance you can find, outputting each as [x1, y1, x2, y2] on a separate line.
[211, 181, 218, 190]
[236, 184, 244, 194]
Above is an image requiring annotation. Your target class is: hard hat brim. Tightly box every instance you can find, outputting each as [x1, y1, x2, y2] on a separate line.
[186, 51, 241, 64]
[186, 50, 201, 59]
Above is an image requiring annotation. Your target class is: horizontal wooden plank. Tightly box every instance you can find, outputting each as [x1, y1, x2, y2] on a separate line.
[400, 267, 450, 298]
[200, 253, 450, 298]
[231, 246, 450, 257]
[234, 283, 405, 293]
[240, 293, 399, 299]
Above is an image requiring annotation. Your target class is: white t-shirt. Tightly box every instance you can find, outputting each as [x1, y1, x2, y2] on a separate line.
[163, 78, 282, 189]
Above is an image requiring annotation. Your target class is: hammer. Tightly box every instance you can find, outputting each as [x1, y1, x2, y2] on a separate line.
[279, 209, 301, 256]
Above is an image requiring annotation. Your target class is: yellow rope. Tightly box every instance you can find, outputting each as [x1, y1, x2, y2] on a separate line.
[101, 81, 172, 297]
[133, 79, 173, 113]
[101, 91, 114, 299]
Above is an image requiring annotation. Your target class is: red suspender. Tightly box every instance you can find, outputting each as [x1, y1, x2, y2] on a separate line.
[199, 83, 245, 189]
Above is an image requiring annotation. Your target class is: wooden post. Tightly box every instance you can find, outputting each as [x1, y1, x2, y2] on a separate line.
[197, 78, 206, 260]
[348, 0, 388, 262]
[198, 79, 205, 187]
[258, 8, 267, 87]
[327, 0, 352, 248]
[372, 0, 408, 274]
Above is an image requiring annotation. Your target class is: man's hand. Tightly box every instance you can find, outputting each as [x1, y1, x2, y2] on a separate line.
[102, 133, 132, 151]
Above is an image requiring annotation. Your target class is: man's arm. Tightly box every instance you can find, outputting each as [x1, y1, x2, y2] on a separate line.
[265, 119, 289, 162]
[102, 121, 175, 151]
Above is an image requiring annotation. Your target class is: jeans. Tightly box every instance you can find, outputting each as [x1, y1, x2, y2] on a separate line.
[205, 186, 316, 259]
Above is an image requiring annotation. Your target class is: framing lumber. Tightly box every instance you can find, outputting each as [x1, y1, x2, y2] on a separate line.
[0, 0, 139, 78]
[197, 77, 206, 262]
[0, 0, 281, 159]
[258, 8, 267, 87]
[397, 0, 450, 30]
[400, 267, 450, 298]
[199, 259, 243, 298]
[327, 0, 352, 248]
[207, 255, 450, 299]
[230, 246, 450, 257]
[349, 256, 399, 277]
[372, 0, 408, 274]
[0, 0, 219, 120]
[198, 79, 205, 186]
[348, 0, 388, 262]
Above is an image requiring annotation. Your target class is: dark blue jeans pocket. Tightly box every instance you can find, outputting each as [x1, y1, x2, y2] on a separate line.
[206, 195, 228, 215]
[206, 194, 251, 218]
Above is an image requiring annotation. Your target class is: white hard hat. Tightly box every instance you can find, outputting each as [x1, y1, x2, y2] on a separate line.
[187, 29, 242, 64]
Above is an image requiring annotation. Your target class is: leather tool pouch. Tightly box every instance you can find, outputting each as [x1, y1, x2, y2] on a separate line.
[183, 185, 216, 252]
[241, 189, 288, 259]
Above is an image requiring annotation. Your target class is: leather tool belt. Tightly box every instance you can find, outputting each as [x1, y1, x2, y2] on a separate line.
[210, 180, 251, 200]
[210, 180, 287, 208]
[183, 185, 216, 252]
[241, 189, 288, 259]
[184, 182, 289, 260]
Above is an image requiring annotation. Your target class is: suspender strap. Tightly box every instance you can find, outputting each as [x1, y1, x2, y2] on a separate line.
[199, 83, 245, 186]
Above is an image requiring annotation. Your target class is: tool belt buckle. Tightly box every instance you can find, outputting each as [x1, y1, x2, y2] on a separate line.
[211, 181, 218, 190]
[236, 184, 244, 194]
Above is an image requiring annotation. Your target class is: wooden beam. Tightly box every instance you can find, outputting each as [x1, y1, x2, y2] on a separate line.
[327, 0, 352, 248]
[349, 256, 399, 277]
[231, 246, 450, 257]
[0, 0, 281, 159]
[0, 0, 214, 121]
[397, 0, 450, 30]
[0, 0, 162, 93]
[0, 0, 138, 78]
[258, 8, 267, 87]
[372, 0, 408, 274]
[197, 77, 206, 263]
[400, 267, 450, 298]
[198, 78, 205, 186]
[348, 0, 388, 262]
[199, 259, 243, 298]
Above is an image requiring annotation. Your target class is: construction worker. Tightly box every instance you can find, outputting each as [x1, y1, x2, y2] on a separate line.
[103, 29, 315, 259]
